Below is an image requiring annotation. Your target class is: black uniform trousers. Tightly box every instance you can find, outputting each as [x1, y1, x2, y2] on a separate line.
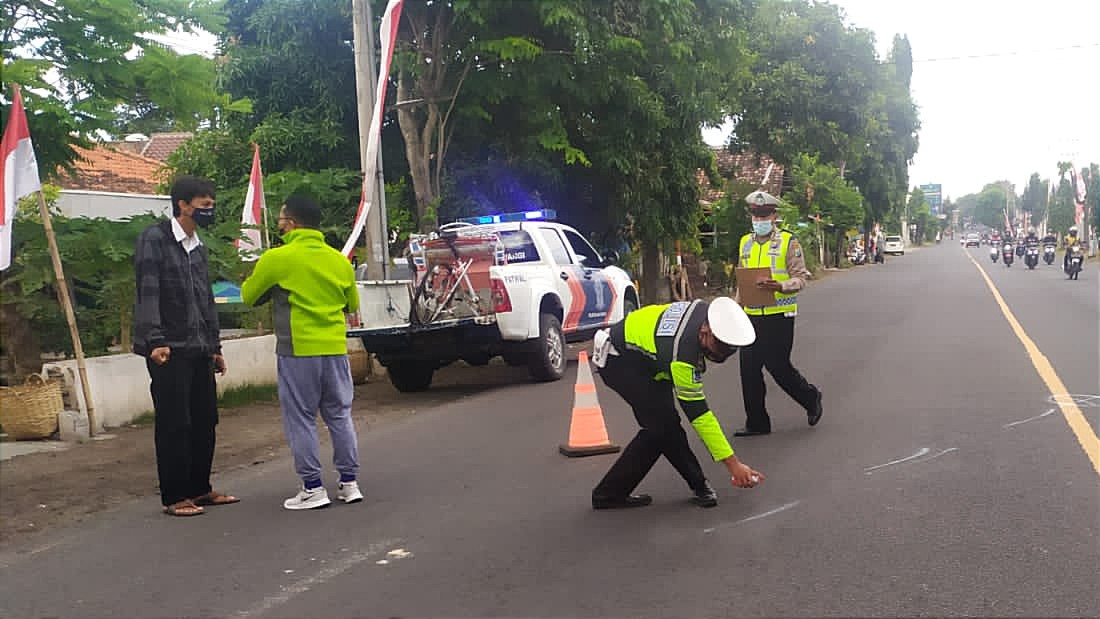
[739, 314, 819, 432]
[592, 356, 708, 498]
[147, 352, 219, 506]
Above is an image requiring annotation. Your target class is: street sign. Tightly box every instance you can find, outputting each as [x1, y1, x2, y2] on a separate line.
[920, 183, 943, 214]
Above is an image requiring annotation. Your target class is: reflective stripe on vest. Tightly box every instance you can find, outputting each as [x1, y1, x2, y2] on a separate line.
[739, 231, 798, 315]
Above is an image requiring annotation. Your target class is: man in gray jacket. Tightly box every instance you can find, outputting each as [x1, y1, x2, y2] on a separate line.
[133, 175, 238, 517]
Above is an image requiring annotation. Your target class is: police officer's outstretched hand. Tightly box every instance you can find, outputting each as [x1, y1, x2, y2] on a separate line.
[723, 454, 764, 488]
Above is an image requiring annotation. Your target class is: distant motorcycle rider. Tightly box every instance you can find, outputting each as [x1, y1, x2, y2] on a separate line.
[1024, 227, 1040, 248]
[1064, 226, 1082, 271]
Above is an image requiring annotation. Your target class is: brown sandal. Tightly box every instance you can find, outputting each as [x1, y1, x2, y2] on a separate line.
[163, 500, 205, 517]
[192, 491, 240, 506]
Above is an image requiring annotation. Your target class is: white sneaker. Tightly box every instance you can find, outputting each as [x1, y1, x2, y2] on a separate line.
[337, 481, 363, 504]
[283, 486, 331, 510]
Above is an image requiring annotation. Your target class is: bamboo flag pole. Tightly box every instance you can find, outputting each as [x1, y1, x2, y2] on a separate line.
[35, 191, 97, 436]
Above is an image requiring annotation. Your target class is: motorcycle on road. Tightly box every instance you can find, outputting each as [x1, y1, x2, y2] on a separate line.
[989, 245, 999, 263]
[1025, 244, 1040, 270]
[1065, 245, 1084, 280]
[1043, 243, 1056, 265]
[1002, 242, 1014, 267]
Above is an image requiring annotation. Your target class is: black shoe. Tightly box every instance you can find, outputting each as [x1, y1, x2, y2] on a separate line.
[591, 494, 653, 510]
[690, 482, 718, 508]
[733, 427, 771, 437]
[808, 390, 823, 426]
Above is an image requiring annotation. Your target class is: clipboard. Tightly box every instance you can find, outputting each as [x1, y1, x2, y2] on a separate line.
[735, 267, 777, 308]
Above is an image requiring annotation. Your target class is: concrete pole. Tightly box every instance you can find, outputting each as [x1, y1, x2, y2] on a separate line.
[352, 0, 390, 279]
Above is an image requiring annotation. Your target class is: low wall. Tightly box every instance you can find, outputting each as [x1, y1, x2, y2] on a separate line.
[43, 335, 278, 431]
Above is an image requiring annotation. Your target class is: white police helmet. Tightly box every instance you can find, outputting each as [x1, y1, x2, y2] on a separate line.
[707, 297, 756, 347]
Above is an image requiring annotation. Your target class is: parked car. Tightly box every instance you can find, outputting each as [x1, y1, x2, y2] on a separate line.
[884, 235, 904, 255]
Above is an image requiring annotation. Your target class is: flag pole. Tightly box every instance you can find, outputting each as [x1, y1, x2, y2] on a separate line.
[261, 193, 271, 250]
[34, 191, 97, 436]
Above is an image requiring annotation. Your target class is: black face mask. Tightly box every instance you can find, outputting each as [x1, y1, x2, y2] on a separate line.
[192, 207, 216, 228]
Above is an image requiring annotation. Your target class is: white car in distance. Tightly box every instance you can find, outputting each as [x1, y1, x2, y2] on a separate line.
[884, 235, 905, 255]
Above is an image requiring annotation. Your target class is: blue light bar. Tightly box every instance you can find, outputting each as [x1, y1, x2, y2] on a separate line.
[457, 209, 556, 225]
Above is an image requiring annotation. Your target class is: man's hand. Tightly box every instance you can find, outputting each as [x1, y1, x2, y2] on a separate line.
[756, 279, 784, 292]
[723, 454, 764, 488]
[212, 354, 227, 375]
[150, 347, 171, 366]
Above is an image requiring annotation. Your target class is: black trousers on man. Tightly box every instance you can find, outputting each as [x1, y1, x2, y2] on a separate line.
[592, 357, 708, 499]
[739, 314, 819, 432]
[147, 353, 218, 506]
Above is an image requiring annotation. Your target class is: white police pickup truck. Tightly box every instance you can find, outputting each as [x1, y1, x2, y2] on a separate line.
[347, 210, 639, 392]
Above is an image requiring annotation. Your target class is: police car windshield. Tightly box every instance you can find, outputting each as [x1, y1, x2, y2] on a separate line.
[496, 230, 541, 264]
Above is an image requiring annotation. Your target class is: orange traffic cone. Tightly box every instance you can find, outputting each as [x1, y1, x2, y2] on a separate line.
[559, 350, 620, 457]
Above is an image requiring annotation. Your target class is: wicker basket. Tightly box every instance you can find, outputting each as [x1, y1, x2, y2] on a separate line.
[0, 374, 63, 440]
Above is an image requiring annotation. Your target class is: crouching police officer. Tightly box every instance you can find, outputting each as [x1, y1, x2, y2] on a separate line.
[590, 297, 764, 510]
[733, 190, 823, 437]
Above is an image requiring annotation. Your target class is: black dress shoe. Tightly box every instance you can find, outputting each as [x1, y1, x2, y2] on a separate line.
[592, 494, 653, 510]
[733, 427, 771, 437]
[807, 390, 823, 426]
[690, 482, 718, 508]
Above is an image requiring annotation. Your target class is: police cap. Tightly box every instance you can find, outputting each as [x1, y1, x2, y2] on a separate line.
[745, 190, 780, 215]
[707, 297, 756, 347]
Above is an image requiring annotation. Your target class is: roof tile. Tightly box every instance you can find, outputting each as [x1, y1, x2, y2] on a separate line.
[57, 145, 167, 195]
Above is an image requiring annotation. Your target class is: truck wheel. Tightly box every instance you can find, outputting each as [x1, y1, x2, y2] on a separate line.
[387, 362, 434, 392]
[528, 313, 566, 382]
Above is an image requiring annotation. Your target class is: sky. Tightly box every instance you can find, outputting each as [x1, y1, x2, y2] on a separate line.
[702, 0, 1100, 200]
[155, 2, 1099, 201]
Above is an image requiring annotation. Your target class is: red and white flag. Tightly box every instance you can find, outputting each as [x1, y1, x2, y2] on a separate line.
[237, 143, 265, 261]
[1, 85, 42, 271]
[342, 0, 405, 259]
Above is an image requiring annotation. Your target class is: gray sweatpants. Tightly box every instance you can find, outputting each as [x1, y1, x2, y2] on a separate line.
[276, 354, 359, 485]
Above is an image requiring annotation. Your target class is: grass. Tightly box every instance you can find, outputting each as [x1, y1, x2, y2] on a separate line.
[131, 411, 156, 426]
[126, 384, 279, 426]
[218, 383, 279, 409]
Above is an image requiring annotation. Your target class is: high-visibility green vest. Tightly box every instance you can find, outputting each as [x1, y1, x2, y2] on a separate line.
[739, 230, 798, 316]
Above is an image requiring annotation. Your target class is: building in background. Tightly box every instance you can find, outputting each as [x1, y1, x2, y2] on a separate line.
[55, 144, 171, 221]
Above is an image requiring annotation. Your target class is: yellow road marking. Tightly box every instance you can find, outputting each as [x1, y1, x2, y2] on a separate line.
[965, 251, 1100, 476]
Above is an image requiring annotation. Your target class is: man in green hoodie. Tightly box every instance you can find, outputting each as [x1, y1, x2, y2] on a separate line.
[241, 196, 361, 510]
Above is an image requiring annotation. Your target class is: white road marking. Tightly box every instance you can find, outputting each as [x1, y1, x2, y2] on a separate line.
[234, 538, 401, 618]
[864, 447, 958, 475]
[1003, 409, 1058, 429]
[863, 448, 930, 473]
[703, 501, 800, 534]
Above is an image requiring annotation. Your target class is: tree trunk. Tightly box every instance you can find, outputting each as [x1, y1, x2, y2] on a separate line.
[119, 307, 132, 353]
[396, 75, 438, 231]
[640, 238, 661, 305]
[0, 286, 44, 385]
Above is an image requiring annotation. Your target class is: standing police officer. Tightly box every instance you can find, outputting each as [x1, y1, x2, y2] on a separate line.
[590, 297, 764, 510]
[733, 191, 823, 437]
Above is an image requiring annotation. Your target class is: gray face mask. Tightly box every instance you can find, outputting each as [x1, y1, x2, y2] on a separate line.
[192, 207, 216, 228]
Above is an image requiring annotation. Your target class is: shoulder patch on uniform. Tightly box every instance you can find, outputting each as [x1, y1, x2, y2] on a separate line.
[656, 301, 690, 336]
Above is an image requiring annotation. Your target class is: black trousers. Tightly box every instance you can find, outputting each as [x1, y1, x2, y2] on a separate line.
[147, 353, 218, 506]
[739, 314, 819, 432]
[592, 357, 708, 498]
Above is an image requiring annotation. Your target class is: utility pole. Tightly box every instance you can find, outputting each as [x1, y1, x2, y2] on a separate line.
[352, 0, 390, 279]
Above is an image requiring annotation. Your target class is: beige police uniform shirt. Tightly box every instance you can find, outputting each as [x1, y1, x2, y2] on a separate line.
[733, 229, 811, 317]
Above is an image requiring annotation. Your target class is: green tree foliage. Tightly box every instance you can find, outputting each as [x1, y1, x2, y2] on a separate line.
[731, 0, 881, 168]
[1, 0, 228, 173]
[1020, 172, 1048, 228]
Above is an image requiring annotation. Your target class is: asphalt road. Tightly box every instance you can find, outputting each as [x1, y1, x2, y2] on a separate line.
[1, 243, 1097, 618]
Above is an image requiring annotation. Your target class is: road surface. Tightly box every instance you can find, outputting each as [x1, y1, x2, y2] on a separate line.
[1, 242, 1097, 618]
